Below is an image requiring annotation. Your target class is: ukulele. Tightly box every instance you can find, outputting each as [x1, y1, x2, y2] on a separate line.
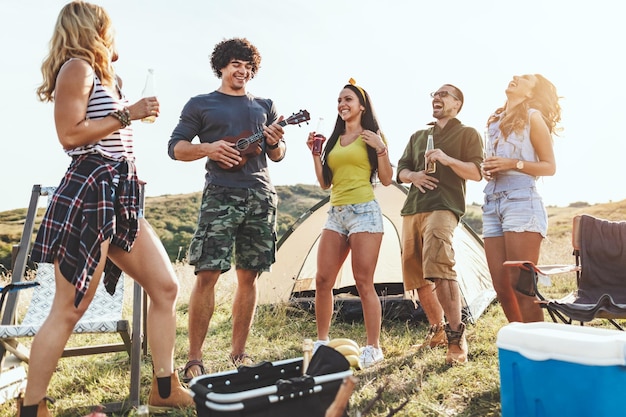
[217, 109, 311, 171]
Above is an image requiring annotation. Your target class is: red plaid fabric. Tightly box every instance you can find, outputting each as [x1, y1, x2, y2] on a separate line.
[31, 153, 140, 307]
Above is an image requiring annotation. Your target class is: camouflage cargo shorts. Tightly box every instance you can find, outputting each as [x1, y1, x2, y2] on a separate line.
[188, 184, 277, 274]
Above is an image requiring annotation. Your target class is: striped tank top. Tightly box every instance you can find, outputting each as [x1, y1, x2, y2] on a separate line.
[65, 60, 134, 161]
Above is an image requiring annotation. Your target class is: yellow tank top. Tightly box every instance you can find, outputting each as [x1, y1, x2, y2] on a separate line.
[327, 135, 374, 206]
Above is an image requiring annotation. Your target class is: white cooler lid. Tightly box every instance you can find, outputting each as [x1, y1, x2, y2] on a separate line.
[496, 322, 626, 366]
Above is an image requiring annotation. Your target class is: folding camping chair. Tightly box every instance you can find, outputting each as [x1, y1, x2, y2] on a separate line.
[0, 184, 146, 413]
[505, 214, 626, 330]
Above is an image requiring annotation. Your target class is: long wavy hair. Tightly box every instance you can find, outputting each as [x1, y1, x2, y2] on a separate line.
[321, 84, 384, 186]
[488, 74, 562, 138]
[37, 1, 116, 102]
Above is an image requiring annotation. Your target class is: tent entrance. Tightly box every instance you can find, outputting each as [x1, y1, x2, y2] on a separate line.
[291, 282, 427, 323]
[258, 182, 496, 324]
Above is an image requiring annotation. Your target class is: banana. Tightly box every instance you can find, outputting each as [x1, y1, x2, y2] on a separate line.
[333, 344, 360, 358]
[328, 338, 360, 351]
[344, 354, 362, 370]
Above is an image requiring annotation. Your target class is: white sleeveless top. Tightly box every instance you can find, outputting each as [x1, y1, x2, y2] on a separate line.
[65, 60, 134, 161]
[483, 108, 539, 194]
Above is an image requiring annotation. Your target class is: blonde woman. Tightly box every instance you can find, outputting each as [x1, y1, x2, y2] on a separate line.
[481, 74, 562, 323]
[19, 2, 193, 415]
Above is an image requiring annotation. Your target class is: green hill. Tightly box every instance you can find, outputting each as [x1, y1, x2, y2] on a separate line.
[0, 184, 329, 272]
[2, 183, 624, 275]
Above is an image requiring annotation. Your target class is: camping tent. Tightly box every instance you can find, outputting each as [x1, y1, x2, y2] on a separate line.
[258, 182, 496, 323]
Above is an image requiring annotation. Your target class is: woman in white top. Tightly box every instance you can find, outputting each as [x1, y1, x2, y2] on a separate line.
[481, 74, 562, 323]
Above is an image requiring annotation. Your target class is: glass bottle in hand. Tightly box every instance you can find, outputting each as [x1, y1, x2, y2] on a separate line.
[425, 133, 436, 173]
[141, 68, 156, 123]
[312, 117, 326, 155]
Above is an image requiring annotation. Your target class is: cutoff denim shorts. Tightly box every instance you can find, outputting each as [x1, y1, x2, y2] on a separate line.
[323, 200, 384, 237]
[482, 187, 548, 238]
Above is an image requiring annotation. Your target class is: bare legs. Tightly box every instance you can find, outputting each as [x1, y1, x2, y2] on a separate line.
[432, 279, 462, 330]
[23, 218, 182, 406]
[315, 230, 350, 341]
[23, 257, 105, 405]
[110, 220, 180, 377]
[186, 267, 258, 376]
[485, 231, 544, 323]
[484, 236, 523, 322]
[349, 233, 383, 347]
[186, 270, 218, 377]
[315, 230, 383, 347]
[416, 283, 445, 327]
[231, 269, 258, 356]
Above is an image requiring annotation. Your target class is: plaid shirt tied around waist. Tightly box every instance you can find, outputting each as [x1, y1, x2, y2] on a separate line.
[31, 153, 140, 307]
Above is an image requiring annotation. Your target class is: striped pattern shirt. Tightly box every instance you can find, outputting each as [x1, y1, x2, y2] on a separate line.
[66, 66, 134, 161]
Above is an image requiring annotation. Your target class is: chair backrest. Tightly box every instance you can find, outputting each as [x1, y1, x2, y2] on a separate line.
[575, 214, 626, 304]
[21, 263, 125, 329]
[0, 184, 144, 412]
[572, 215, 582, 251]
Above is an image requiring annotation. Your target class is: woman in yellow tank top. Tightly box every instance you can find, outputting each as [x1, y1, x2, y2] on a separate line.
[306, 79, 393, 368]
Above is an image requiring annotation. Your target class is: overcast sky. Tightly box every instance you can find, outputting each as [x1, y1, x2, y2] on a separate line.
[2, 0, 625, 212]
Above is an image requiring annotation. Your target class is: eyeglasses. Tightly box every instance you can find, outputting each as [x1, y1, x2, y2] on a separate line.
[430, 90, 461, 101]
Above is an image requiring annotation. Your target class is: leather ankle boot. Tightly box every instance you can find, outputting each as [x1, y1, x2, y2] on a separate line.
[413, 321, 447, 350]
[148, 372, 194, 413]
[445, 322, 468, 365]
[16, 395, 54, 417]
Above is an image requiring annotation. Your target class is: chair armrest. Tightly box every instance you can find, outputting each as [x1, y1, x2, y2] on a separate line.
[504, 261, 580, 298]
[503, 261, 541, 296]
[503, 261, 580, 276]
[0, 282, 40, 313]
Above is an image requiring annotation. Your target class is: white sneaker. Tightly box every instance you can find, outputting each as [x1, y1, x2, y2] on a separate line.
[313, 339, 329, 354]
[360, 345, 384, 368]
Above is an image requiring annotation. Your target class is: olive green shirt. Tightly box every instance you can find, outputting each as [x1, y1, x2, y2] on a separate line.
[397, 118, 483, 220]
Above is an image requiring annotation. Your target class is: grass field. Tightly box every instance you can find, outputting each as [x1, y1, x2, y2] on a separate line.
[0, 201, 625, 416]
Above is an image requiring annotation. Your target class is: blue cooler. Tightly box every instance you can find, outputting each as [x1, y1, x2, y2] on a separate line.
[497, 322, 626, 417]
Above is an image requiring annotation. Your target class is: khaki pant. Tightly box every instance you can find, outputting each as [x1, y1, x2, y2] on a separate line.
[401, 210, 458, 291]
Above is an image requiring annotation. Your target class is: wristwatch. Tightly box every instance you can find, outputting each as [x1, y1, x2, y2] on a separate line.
[516, 160, 524, 170]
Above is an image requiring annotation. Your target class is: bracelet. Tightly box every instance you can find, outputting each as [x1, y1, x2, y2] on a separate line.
[109, 107, 131, 128]
[267, 138, 284, 150]
[376, 147, 387, 157]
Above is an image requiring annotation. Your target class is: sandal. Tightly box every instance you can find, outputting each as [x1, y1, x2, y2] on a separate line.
[181, 359, 206, 383]
[230, 352, 254, 368]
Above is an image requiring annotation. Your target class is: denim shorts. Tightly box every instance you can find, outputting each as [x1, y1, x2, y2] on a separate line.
[482, 187, 548, 238]
[323, 200, 384, 237]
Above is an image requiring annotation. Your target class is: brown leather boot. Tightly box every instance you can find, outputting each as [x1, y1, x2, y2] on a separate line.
[445, 322, 468, 365]
[16, 395, 54, 417]
[148, 372, 194, 413]
[412, 321, 447, 350]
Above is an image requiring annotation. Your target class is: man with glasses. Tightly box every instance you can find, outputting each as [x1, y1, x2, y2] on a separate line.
[397, 84, 483, 365]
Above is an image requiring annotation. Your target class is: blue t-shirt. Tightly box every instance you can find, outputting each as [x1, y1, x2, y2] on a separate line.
[168, 90, 278, 190]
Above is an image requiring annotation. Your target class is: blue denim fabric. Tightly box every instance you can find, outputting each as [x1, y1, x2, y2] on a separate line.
[324, 200, 384, 236]
[482, 187, 548, 238]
